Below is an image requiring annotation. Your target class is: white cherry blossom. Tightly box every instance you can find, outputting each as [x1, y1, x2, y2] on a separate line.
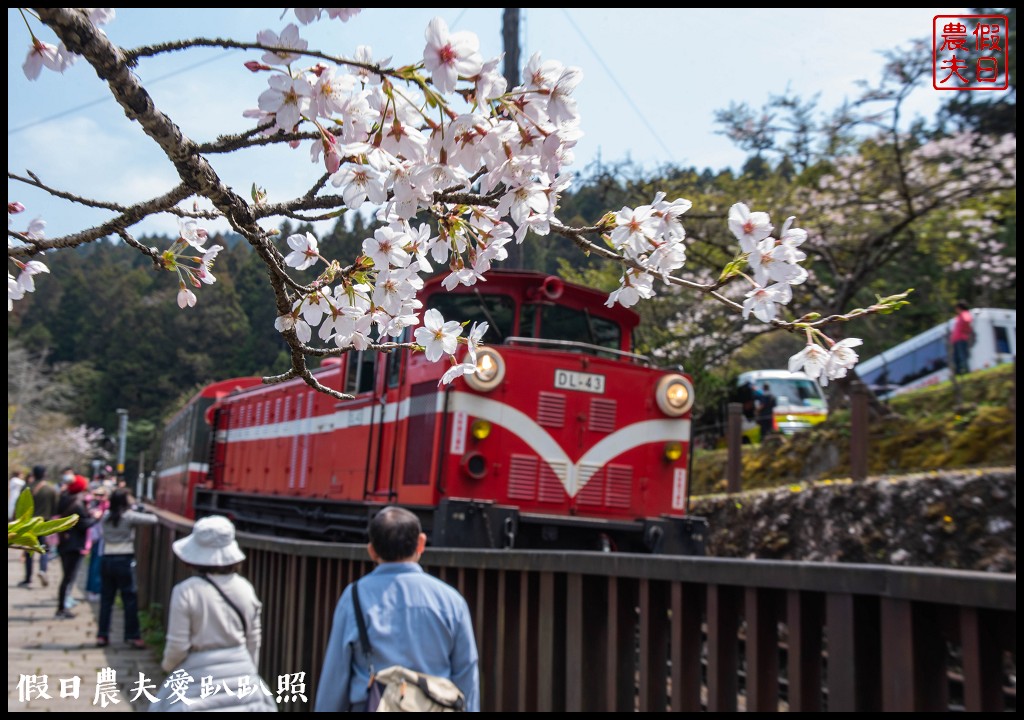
[331, 163, 387, 208]
[825, 338, 864, 381]
[728, 202, 774, 253]
[196, 245, 223, 285]
[742, 282, 791, 323]
[285, 232, 320, 271]
[422, 17, 483, 94]
[788, 343, 830, 382]
[8, 274, 25, 311]
[258, 73, 313, 132]
[15, 260, 49, 293]
[415, 308, 462, 362]
[362, 227, 411, 269]
[605, 271, 655, 308]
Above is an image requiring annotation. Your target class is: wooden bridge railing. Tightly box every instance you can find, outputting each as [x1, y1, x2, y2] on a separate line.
[138, 509, 1016, 712]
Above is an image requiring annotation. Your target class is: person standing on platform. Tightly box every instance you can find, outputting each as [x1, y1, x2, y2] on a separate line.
[314, 506, 480, 712]
[19, 465, 59, 588]
[96, 487, 156, 647]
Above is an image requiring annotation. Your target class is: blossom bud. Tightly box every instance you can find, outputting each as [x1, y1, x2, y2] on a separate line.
[310, 62, 329, 77]
[324, 144, 342, 174]
[244, 60, 271, 73]
[8, 202, 26, 215]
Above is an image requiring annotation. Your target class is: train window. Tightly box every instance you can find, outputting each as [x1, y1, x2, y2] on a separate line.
[345, 350, 377, 394]
[994, 325, 1011, 354]
[537, 305, 621, 349]
[386, 337, 403, 388]
[426, 292, 515, 343]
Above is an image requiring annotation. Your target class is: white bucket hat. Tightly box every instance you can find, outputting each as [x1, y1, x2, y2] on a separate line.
[173, 515, 246, 567]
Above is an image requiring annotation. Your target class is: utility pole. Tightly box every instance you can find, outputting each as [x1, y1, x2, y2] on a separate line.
[502, 8, 521, 91]
[502, 8, 525, 270]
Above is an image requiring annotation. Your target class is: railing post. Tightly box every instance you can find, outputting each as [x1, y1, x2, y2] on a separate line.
[850, 381, 869, 481]
[726, 402, 742, 493]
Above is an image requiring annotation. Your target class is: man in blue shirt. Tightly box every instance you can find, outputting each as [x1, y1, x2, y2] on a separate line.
[314, 507, 480, 712]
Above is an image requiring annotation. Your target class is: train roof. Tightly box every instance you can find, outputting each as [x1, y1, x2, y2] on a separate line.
[421, 270, 641, 332]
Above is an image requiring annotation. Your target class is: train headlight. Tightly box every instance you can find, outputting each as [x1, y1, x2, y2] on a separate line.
[471, 419, 492, 441]
[655, 374, 694, 417]
[464, 348, 506, 392]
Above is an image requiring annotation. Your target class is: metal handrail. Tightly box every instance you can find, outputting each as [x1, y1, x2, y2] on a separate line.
[502, 335, 652, 365]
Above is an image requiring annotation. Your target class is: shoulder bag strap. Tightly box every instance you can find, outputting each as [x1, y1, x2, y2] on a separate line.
[199, 574, 248, 635]
[351, 581, 373, 662]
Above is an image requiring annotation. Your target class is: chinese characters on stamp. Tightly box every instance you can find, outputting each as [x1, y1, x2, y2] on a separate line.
[933, 14, 1009, 90]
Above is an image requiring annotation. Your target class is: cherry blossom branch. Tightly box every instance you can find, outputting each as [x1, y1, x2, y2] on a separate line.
[114, 229, 163, 269]
[196, 126, 319, 154]
[124, 39, 393, 80]
[8, 183, 194, 259]
[8, 171, 222, 220]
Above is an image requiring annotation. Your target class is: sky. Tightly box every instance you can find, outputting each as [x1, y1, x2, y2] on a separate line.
[7, 7, 967, 240]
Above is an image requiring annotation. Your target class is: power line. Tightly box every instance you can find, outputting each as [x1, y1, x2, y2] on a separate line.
[559, 9, 675, 162]
[9, 49, 242, 136]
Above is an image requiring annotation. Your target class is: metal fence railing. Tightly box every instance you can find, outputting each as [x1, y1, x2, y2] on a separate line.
[137, 510, 1016, 712]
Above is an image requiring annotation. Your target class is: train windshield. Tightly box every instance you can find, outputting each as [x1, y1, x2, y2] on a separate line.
[761, 378, 825, 408]
[521, 303, 621, 349]
[426, 292, 516, 343]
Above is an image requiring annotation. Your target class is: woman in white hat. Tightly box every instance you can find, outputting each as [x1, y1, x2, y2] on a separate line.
[149, 515, 276, 712]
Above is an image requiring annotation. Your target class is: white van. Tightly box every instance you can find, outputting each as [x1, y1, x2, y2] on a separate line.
[736, 369, 829, 441]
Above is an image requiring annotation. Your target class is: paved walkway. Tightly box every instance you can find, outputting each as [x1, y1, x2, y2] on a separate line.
[8, 550, 164, 712]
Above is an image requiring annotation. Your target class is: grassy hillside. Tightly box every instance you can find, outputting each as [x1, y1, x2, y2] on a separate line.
[691, 362, 1016, 496]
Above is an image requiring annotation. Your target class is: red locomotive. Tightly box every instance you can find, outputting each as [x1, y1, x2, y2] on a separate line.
[155, 271, 706, 554]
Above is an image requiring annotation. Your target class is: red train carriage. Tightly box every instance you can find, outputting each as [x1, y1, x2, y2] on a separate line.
[155, 376, 262, 517]
[163, 271, 707, 554]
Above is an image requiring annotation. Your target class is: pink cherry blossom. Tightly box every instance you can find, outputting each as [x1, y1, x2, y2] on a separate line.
[257, 24, 308, 66]
[324, 9, 362, 22]
[177, 285, 197, 309]
[23, 38, 73, 81]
